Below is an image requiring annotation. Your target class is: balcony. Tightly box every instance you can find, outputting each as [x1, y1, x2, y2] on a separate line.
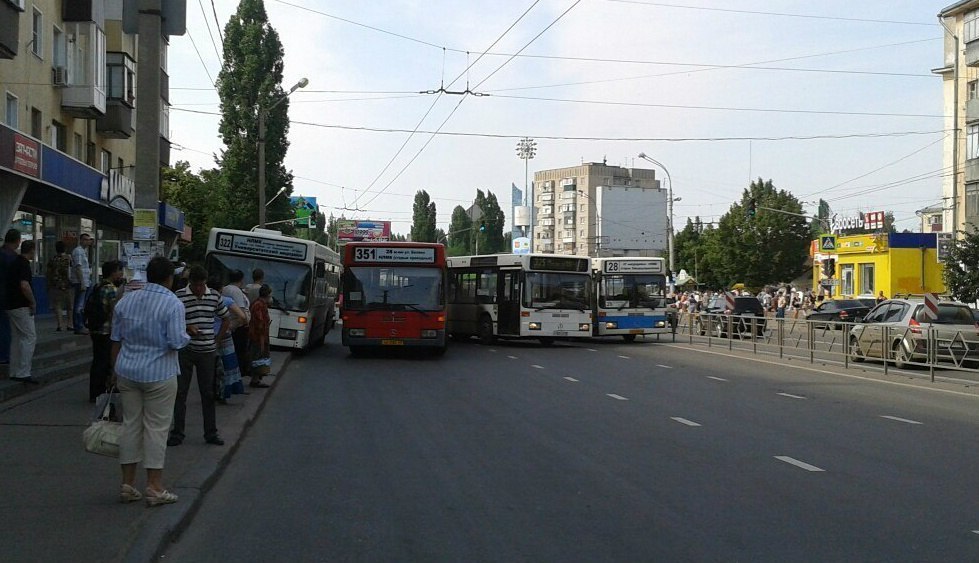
[0, 1, 20, 59]
[562, 237, 575, 243]
[967, 158, 979, 183]
[540, 193, 553, 202]
[61, 23, 107, 118]
[63, 0, 105, 23]
[96, 100, 134, 138]
[969, 98, 979, 123]
[968, 40, 979, 67]
[159, 136, 171, 167]
[541, 245, 554, 253]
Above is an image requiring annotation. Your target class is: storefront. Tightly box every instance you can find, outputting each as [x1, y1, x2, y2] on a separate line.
[812, 233, 945, 299]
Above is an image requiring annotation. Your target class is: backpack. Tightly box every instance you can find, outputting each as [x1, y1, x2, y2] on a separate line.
[84, 282, 111, 331]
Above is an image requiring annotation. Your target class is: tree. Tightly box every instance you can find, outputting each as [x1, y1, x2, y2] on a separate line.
[810, 199, 832, 240]
[474, 189, 506, 253]
[410, 190, 437, 242]
[215, 0, 294, 231]
[942, 230, 979, 302]
[161, 162, 222, 263]
[446, 205, 473, 256]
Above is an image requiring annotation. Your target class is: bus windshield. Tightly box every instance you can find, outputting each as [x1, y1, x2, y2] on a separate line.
[524, 272, 590, 311]
[599, 274, 667, 309]
[206, 254, 312, 312]
[344, 266, 444, 311]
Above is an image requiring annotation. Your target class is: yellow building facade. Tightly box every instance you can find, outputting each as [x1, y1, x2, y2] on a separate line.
[812, 233, 946, 298]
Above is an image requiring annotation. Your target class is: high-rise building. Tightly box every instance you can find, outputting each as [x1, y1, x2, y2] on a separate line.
[531, 162, 667, 257]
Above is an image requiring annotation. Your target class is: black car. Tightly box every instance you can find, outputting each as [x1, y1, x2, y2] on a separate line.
[807, 299, 872, 329]
[697, 296, 766, 338]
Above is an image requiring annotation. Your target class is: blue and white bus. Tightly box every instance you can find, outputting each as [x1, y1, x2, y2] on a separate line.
[592, 257, 671, 342]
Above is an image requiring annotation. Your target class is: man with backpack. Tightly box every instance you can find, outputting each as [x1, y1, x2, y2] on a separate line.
[86, 260, 124, 402]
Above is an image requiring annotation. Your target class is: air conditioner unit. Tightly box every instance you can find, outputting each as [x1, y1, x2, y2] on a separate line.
[52, 66, 69, 87]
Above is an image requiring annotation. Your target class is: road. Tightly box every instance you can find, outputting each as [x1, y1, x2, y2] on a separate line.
[165, 332, 979, 561]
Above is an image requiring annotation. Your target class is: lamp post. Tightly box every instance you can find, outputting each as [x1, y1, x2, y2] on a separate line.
[515, 137, 537, 238]
[637, 153, 675, 284]
[939, 16, 960, 236]
[258, 77, 308, 229]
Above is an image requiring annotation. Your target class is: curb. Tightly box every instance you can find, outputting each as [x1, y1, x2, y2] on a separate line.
[120, 351, 295, 563]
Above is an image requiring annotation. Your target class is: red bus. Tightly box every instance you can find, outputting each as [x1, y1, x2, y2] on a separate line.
[340, 242, 448, 356]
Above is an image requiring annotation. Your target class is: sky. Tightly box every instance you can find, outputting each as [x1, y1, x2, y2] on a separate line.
[167, 0, 949, 235]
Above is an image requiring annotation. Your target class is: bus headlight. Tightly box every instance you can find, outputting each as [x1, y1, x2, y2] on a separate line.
[278, 328, 298, 340]
[605, 322, 618, 330]
[421, 330, 437, 338]
[655, 321, 666, 328]
[528, 322, 541, 330]
[348, 328, 365, 337]
[579, 323, 591, 331]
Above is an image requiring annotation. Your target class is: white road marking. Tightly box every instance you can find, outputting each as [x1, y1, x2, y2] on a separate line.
[880, 415, 922, 425]
[774, 456, 825, 472]
[586, 348, 598, 352]
[618, 355, 630, 359]
[777, 392, 807, 400]
[507, 355, 518, 360]
[707, 376, 728, 382]
[670, 417, 701, 427]
[564, 377, 578, 382]
[531, 364, 544, 370]
[489, 349, 497, 353]
[656, 364, 672, 369]
[607, 394, 629, 401]
[972, 530, 979, 535]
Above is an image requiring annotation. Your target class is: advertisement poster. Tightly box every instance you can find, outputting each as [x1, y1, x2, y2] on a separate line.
[337, 220, 391, 243]
[133, 208, 158, 241]
[289, 196, 317, 227]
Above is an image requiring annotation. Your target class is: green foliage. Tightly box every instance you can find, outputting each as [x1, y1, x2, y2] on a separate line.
[410, 190, 438, 242]
[215, 0, 294, 231]
[161, 162, 222, 263]
[475, 190, 506, 254]
[447, 205, 473, 256]
[809, 199, 832, 240]
[942, 230, 979, 302]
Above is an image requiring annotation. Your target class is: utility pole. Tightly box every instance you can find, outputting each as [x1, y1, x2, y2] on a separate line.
[133, 0, 164, 237]
[939, 17, 960, 237]
[258, 78, 308, 229]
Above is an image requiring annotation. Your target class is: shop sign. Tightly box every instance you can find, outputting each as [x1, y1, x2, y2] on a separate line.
[101, 170, 135, 213]
[13, 134, 40, 178]
[831, 210, 885, 233]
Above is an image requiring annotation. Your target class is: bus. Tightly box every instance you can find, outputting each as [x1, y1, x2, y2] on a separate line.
[592, 257, 670, 342]
[446, 253, 592, 345]
[205, 228, 341, 350]
[340, 242, 448, 355]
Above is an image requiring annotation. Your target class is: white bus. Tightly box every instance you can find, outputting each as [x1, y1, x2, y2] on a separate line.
[592, 257, 671, 341]
[205, 228, 341, 350]
[446, 253, 592, 345]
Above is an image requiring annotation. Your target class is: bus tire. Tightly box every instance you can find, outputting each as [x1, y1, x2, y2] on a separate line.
[348, 346, 366, 357]
[431, 344, 448, 357]
[478, 316, 496, 345]
[539, 337, 555, 346]
[622, 334, 637, 343]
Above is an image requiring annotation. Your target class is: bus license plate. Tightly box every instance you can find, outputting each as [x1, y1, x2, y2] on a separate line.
[381, 339, 404, 346]
[554, 331, 568, 336]
[629, 329, 643, 334]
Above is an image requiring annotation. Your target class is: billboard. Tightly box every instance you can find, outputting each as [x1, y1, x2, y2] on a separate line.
[289, 196, 317, 227]
[512, 236, 531, 254]
[337, 220, 391, 243]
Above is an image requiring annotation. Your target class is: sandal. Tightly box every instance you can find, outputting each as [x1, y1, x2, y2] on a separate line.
[145, 488, 178, 507]
[120, 484, 142, 503]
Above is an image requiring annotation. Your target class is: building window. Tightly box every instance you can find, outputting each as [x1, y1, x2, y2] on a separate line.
[51, 120, 66, 151]
[117, 157, 125, 175]
[100, 150, 112, 174]
[966, 10, 979, 43]
[52, 26, 65, 68]
[86, 142, 96, 167]
[31, 8, 42, 58]
[968, 125, 979, 160]
[106, 52, 136, 105]
[970, 80, 979, 101]
[74, 133, 84, 161]
[858, 263, 875, 295]
[4, 93, 17, 128]
[841, 264, 854, 296]
[967, 183, 979, 219]
[30, 107, 41, 138]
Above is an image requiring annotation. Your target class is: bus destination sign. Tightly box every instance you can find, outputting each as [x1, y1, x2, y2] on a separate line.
[603, 260, 664, 274]
[216, 232, 308, 261]
[529, 256, 589, 272]
[353, 246, 435, 263]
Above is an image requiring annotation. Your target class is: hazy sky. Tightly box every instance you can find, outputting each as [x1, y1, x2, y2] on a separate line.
[168, 1, 947, 234]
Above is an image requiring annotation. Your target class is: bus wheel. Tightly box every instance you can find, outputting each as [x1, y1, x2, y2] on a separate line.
[431, 344, 448, 357]
[478, 316, 496, 345]
[622, 334, 637, 343]
[348, 346, 366, 357]
[539, 337, 555, 346]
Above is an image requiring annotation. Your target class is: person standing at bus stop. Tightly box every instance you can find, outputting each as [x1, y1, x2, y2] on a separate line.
[248, 284, 272, 389]
[70, 233, 93, 335]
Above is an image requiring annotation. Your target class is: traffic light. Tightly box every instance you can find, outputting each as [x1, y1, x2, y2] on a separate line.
[746, 198, 757, 218]
[479, 221, 486, 232]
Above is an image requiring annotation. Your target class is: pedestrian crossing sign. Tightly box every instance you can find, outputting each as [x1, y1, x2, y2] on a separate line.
[819, 235, 836, 251]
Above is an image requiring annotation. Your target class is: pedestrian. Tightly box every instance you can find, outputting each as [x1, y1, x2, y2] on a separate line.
[245, 268, 265, 304]
[0, 229, 21, 365]
[877, 290, 886, 304]
[7, 240, 37, 384]
[88, 260, 125, 403]
[169, 266, 231, 447]
[775, 292, 787, 319]
[221, 270, 251, 385]
[248, 284, 272, 388]
[70, 233, 94, 335]
[111, 256, 189, 506]
[209, 276, 247, 401]
[45, 240, 73, 331]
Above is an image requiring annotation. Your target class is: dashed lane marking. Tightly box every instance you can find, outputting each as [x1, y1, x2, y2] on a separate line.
[656, 364, 672, 369]
[880, 415, 922, 425]
[531, 365, 544, 370]
[618, 355, 630, 359]
[564, 377, 578, 382]
[774, 456, 825, 472]
[607, 394, 629, 401]
[507, 355, 518, 360]
[707, 376, 728, 382]
[777, 392, 807, 400]
[671, 417, 701, 427]
[489, 349, 497, 353]
[586, 348, 598, 352]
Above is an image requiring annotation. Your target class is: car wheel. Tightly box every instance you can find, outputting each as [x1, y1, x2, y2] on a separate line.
[850, 336, 864, 362]
[893, 342, 913, 370]
[539, 337, 555, 346]
[622, 334, 637, 343]
[478, 315, 496, 345]
[713, 319, 725, 339]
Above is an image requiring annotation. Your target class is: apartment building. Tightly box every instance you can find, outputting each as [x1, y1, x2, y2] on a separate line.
[532, 162, 667, 257]
[0, 0, 185, 310]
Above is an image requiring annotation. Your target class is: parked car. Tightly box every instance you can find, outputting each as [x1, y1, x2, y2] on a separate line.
[849, 298, 979, 369]
[807, 299, 872, 329]
[697, 296, 767, 338]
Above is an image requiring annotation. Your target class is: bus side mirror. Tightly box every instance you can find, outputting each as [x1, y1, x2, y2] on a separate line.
[315, 263, 326, 278]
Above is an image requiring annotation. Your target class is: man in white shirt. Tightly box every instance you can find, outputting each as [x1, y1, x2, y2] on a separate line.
[222, 270, 251, 382]
[70, 233, 93, 334]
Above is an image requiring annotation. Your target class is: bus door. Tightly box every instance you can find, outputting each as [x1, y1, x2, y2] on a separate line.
[497, 269, 521, 335]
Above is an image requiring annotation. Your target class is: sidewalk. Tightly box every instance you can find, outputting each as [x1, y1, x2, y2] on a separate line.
[0, 344, 293, 563]
[0, 314, 94, 402]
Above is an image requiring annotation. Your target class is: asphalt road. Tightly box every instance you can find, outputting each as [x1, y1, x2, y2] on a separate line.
[165, 332, 979, 562]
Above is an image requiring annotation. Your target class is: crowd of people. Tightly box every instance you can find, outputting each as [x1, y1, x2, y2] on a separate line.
[2, 230, 276, 508]
[671, 286, 824, 319]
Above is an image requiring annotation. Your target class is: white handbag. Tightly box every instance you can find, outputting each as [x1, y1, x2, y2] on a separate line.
[83, 397, 122, 457]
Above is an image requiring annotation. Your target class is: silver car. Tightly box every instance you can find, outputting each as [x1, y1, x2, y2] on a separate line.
[849, 298, 979, 369]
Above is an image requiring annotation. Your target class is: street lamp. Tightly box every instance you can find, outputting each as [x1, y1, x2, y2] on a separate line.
[515, 137, 537, 237]
[637, 152, 675, 284]
[266, 186, 288, 207]
[258, 77, 308, 228]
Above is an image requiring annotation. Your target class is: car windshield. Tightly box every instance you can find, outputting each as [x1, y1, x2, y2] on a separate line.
[343, 266, 444, 311]
[598, 273, 667, 309]
[524, 272, 591, 310]
[206, 253, 311, 312]
[835, 300, 864, 309]
[913, 304, 975, 325]
[734, 298, 763, 314]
